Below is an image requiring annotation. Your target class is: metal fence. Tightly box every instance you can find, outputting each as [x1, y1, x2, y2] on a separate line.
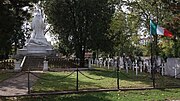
[0, 58, 180, 97]
[25, 66, 180, 95]
[0, 60, 14, 70]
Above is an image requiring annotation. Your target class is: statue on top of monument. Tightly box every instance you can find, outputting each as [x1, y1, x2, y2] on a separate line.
[16, 4, 53, 57]
[31, 9, 45, 39]
[26, 6, 51, 47]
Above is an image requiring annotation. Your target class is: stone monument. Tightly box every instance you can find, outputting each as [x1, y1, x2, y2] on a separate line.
[17, 7, 53, 57]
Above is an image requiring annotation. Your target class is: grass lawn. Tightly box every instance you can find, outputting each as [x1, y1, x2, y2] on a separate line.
[32, 67, 180, 92]
[0, 72, 16, 82]
[32, 68, 150, 92]
[1, 67, 180, 101]
[4, 88, 180, 101]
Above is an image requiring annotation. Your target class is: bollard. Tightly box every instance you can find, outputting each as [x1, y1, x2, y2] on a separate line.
[43, 61, 48, 71]
[14, 60, 21, 72]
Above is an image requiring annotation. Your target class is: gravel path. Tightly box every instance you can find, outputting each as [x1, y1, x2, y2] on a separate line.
[0, 72, 40, 96]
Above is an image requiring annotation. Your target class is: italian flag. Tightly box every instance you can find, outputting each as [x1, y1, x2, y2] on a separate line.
[150, 20, 173, 38]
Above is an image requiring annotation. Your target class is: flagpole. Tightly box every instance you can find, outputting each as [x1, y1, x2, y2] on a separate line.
[153, 33, 156, 88]
[150, 28, 155, 88]
[153, 3, 160, 88]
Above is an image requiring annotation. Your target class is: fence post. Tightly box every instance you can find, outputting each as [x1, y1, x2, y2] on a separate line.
[76, 68, 79, 91]
[117, 65, 120, 90]
[28, 68, 30, 94]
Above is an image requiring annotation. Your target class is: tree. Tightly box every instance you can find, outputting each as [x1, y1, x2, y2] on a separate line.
[0, 1, 15, 59]
[44, 0, 115, 67]
[116, 0, 180, 57]
[162, 0, 180, 57]
[109, 7, 142, 57]
[0, 0, 34, 59]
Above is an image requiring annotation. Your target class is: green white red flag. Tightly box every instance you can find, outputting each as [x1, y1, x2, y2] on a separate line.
[150, 20, 173, 38]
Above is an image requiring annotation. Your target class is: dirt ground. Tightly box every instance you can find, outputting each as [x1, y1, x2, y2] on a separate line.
[0, 72, 41, 96]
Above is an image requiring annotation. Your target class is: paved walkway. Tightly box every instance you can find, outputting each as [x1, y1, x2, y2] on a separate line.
[0, 72, 41, 96]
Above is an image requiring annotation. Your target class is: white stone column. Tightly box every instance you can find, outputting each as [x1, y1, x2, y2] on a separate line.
[43, 60, 48, 71]
[14, 60, 21, 72]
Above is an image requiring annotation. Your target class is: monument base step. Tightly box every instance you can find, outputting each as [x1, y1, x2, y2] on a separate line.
[17, 45, 54, 57]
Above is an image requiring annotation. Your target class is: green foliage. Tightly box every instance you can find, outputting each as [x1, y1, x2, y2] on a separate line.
[0, 72, 16, 82]
[0, 1, 16, 57]
[109, 10, 142, 56]
[44, 0, 115, 66]
[117, 0, 180, 57]
[0, 0, 34, 59]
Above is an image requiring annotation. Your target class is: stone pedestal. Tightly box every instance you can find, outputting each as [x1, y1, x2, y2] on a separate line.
[14, 60, 21, 72]
[43, 61, 48, 71]
[17, 44, 54, 57]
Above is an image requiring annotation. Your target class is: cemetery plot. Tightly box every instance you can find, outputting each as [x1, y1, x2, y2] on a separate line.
[30, 68, 156, 93]
[92, 56, 180, 88]
[30, 65, 180, 94]
[31, 71, 77, 92]
[78, 69, 117, 90]
[31, 69, 117, 92]
[118, 69, 153, 88]
[155, 74, 180, 88]
[92, 57, 154, 88]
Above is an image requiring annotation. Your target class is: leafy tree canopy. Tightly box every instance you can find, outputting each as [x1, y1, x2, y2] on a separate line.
[44, 0, 115, 67]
